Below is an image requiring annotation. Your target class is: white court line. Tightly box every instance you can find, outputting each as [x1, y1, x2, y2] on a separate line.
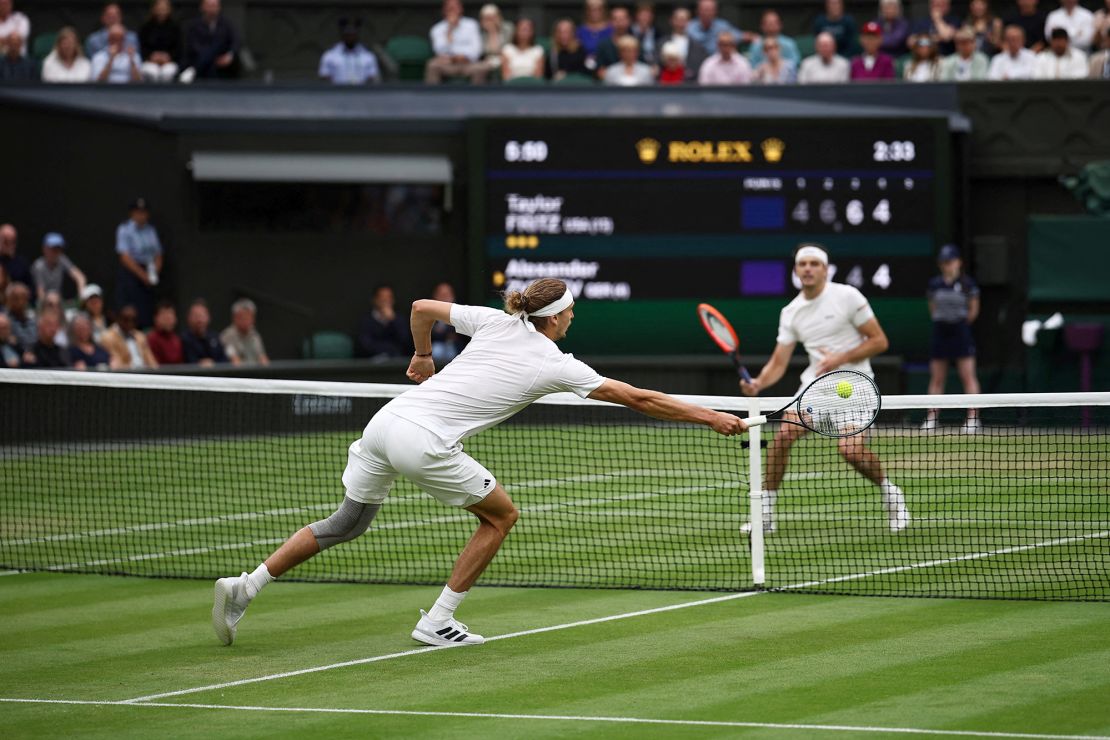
[121, 590, 758, 703]
[118, 528, 1110, 704]
[0, 570, 26, 577]
[0, 699, 1106, 740]
[36, 480, 736, 572]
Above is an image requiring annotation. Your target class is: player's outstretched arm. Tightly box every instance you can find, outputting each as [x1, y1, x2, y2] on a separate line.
[406, 299, 454, 383]
[741, 342, 794, 396]
[589, 379, 746, 436]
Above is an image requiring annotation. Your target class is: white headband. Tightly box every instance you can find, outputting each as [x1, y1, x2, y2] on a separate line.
[795, 245, 829, 265]
[527, 288, 574, 318]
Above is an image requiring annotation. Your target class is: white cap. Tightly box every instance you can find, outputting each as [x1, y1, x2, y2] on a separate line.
[81, 284, 103, 300]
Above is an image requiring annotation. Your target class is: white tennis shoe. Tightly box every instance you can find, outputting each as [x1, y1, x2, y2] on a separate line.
[411, 610, 485, 647]
[212, 572, 252, 646]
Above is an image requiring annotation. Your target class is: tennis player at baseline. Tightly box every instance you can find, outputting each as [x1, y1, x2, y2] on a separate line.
[213, 277, 747, 647]
[739, 244, 910, 534]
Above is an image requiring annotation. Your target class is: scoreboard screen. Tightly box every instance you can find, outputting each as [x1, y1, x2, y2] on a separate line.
[469, 117, 954, 354]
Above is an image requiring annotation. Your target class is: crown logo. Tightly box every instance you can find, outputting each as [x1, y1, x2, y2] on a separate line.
[636, 138, 661, 164]
[761, 138, 785, 163]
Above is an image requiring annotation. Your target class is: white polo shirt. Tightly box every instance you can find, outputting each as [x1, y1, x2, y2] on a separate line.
[776, 282, 876, 386]
[384, 304, 605, 447]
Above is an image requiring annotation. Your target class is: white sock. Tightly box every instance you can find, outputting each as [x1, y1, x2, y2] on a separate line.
[428, 585, 467, 622]
[762, 489, 778, 527]
[245, 563, 274, 599]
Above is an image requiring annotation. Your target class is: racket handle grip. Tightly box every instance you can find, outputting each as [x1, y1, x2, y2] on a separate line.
[747, 415, 767, 427]
[740, 366, 753, 383]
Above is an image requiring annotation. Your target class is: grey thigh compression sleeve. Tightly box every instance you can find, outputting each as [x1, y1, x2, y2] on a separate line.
[308, 496, 380, 551]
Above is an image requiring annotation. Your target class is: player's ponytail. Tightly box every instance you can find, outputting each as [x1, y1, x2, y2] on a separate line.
[502, 278, 567, 318]
[503, 290, 529, 315]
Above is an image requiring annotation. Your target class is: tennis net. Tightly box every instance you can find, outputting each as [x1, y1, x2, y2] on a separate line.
[1, 369, 1107, 601]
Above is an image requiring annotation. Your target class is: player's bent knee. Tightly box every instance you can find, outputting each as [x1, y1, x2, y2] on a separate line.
[309, 496, 381, 551]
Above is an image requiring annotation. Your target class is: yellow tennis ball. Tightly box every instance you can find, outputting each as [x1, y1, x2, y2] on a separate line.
[836, 380, 853, 399]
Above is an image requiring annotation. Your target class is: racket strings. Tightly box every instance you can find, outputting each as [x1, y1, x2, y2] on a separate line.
[797, 371, 880, 436]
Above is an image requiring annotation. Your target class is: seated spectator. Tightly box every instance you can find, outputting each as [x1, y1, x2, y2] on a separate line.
[990, 23, 1038, 77]
[1035, 26, 1088, 77]
[359, 284, 412, 359]
[0, 223, 32, 290]
[966, 0, 1004, 53]
[146, 300, 184, 365]
[31, 233, 87, 305]
[596, 6, 637, 72]
[319, 17, 380, 85]
[660, 6, 708, 79]
[578, 0, 613, 62]
[79, 284, 109, 342]
[139, 0, 181, 83]
[547, 18, 590, 80]
[876, 0, 912, 57]
[219, 298, 269, 366]
[1097, 0, 1110, 47]
[813, 0, 861, 58]
[42, 27, 92, 83]
[91, 24, 142, 83]
[38, 291, 71, 346]
[688, 0, 750, 57]
[182, 0, 240, 81]
[116, 197, 163, 329]
[4, 282, 36, 350]
[477, 4, 513, 79]
[750, 10, 801, 67]
[86, 3, 141, 59]
[1004, 0, 1048, 51]
[502, 17, 544, 81]
[181, 299, 227, 365]
[0, 312, 19, 368]
[0, 0, 30, 57]
[698, 30, 752, 85]
[631, 2, 662, 67]
[851, 21, 896, 79]
[604, 34, 654, 85]
[658, 40, 687, 83]
[799, 31, 851, 83]
[1091, 26, 1110, 77]
[1045, 0, 1095, 52]
[101, 304, 158, 369]
[429, 282, 466, 363]
[69, 314, 115, 370]
[22, 311, 70, 369]
[912, 0, 962, 55]
[904, 35, 941, 80]
[0, 262, 7, 299]
[0, 31, 36, 81]
[939, 27, 991, 79]
[425, 0, 485, 84]
[753, 36, 797, 83]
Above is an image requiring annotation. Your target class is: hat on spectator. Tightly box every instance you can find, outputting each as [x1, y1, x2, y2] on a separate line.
[129, 197, 149, 211]
[938, 244, 961, 262]
[43, 232, 66, 249]
[954, 27, 976, 42]
[914, 35, 934, 47]
[861, 21, 882, 35]
[81, 284, 103, 300]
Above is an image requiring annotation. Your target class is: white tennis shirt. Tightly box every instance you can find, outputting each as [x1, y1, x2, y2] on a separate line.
[383, 304, 606, 447]
[776, 282, 876, 385]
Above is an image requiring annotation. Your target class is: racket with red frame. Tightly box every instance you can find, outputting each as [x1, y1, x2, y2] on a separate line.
[696, 303, 753, 383]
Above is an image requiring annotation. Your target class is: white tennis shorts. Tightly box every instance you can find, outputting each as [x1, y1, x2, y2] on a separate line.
[342, 410, 497, 508]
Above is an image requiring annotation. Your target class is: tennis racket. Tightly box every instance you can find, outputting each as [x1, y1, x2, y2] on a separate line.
[747, 370, 881, 438]
[696, 303, 753, 383]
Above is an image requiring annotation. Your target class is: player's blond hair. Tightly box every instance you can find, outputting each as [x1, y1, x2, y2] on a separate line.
[503, 278, 567, 325]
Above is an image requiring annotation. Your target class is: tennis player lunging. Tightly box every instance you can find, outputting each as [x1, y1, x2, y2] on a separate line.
[740, 244, 909, 533]
[213, 278, 747, 647]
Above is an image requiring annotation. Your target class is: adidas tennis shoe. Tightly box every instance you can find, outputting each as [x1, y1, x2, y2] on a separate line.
[920, 417, 938, 433]
[884, 487, 911, 533]
[212, 572, 252, 646]
[962, 417, 981, 435]
[411, 609, 485, 647]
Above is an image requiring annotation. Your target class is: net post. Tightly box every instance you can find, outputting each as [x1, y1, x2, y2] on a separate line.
[748, 397, 766, 588]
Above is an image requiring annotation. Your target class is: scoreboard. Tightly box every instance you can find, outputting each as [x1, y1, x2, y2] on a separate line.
[469, 118, 955, 354]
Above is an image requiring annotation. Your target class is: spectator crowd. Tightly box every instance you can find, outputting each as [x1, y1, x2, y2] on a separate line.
[0, 204, 276, 371]
[0, 0, 1107, 84]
